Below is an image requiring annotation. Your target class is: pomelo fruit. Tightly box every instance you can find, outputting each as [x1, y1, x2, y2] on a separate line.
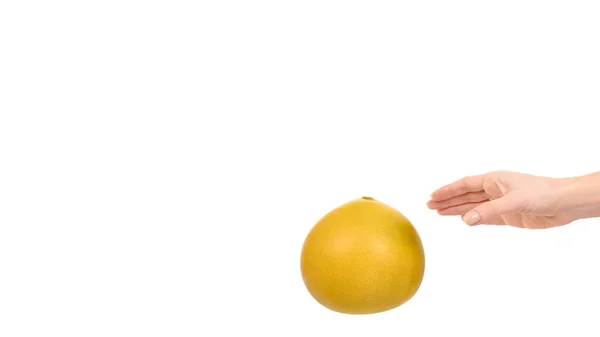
[300, 196, 425, 314]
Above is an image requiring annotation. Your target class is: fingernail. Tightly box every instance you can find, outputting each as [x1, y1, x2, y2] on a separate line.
[462, 211, 481, 225]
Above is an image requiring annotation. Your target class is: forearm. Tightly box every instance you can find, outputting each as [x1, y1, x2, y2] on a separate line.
[559, 172, 600, 221]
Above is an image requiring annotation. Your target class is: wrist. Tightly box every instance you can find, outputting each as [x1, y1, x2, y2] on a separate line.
[558, 172, 600, 221]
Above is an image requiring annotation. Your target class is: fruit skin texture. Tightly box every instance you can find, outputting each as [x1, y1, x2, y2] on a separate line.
[300, 196, 425, 315]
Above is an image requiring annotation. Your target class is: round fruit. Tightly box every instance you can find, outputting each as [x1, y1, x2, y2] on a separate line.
[300, 196, 425, 315]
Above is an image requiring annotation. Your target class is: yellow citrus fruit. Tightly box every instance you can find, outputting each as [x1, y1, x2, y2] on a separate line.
[300, 196, 425, 314]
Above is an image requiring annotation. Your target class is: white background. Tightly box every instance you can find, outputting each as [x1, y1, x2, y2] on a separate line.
[1, 1, 599, 336]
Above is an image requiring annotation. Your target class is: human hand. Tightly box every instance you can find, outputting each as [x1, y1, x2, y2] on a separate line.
[426, 170, 600, 229]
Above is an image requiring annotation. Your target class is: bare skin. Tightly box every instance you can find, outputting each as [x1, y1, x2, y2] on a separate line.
[427, 170, 600, 229]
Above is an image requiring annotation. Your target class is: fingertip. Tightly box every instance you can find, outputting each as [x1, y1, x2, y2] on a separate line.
[429, 190, 444, 201]
[430, 185, 454, 201]
[436, 208, 453, 216]
[462, 211, 481, 226]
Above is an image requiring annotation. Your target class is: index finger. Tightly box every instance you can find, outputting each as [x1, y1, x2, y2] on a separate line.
[430, 175, 485, 201]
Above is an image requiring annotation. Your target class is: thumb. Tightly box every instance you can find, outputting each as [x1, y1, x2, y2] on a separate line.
[462, 194, 524, 225]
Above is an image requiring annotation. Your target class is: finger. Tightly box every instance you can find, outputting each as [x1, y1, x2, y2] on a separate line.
[427, 191, 489, 210]
[487, 215, 511, 226]
[437, 201, 486, 216]
[499, 213, 524, 227]
[462, 194, 526, 226]
[430, 174, 485, 201]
